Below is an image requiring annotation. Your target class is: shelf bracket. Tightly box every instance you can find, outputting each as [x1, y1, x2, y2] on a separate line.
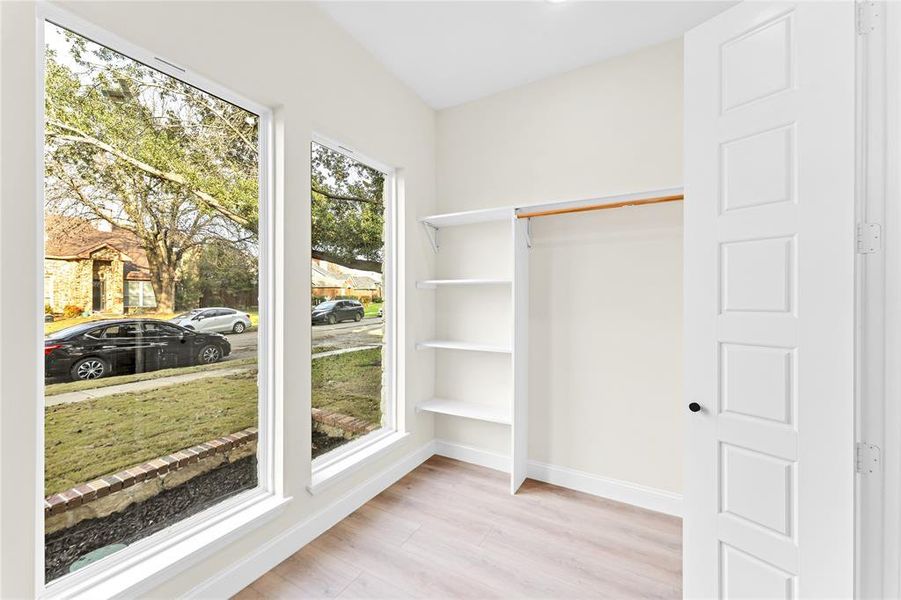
[423, 222, 440, 253]
[525, 217, 532, 249]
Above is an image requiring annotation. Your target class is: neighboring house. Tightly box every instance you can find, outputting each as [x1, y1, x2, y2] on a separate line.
[311, 258, 382, 301]
[311, 260, 347, 298]
[343, 275, 381, 302]
[44, 215, 156, 315]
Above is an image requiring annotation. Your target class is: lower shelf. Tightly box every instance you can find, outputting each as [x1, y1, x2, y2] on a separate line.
[417, 398, 511, 425]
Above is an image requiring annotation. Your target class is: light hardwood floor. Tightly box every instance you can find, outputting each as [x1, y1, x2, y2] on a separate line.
[234, 456, 682, 599]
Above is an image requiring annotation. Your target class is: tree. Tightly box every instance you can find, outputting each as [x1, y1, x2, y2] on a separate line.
[43, 24, 258, 312]
[176, 242, 259, 311]
[311, 143, 385, 273]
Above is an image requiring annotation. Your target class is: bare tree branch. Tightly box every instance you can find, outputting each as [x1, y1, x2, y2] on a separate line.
[46, 119, 254, 230]
[311, 184, 377, 205]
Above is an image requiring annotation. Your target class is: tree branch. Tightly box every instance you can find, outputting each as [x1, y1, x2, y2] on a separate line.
[311, 249, 382, 274]
[46, 119, 255, 231]
[311, 184, 377, 205]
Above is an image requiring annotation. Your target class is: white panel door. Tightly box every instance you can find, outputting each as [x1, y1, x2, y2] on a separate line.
[684, 2, 856, 598]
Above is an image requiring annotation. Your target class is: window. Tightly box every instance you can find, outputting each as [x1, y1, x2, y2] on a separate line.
[125, 281, 156, 308]
[41, 15, 272, 588]
[143, 322, 184, 336]
[310, 138, 395, 467]
[44, 276, 55, 309]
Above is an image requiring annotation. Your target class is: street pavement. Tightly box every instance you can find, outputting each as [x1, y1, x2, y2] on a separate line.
[45, 317, 385, 403]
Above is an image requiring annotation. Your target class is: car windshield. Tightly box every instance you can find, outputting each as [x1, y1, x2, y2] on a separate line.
[314, 302, 337, 310]
[173, 311, 200, 319]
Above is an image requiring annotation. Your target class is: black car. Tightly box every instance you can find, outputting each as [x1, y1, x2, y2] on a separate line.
[45, 319, 231, 381]
[311, 300, 365, 325]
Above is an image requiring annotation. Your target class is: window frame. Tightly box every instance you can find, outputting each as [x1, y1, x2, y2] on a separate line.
[35, 4, 285, 597]
[124, 280, 156, 308]
[308, 133, 402, 485]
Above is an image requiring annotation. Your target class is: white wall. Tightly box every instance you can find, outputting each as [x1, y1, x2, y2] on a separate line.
[435, 38, 684, 494]
[0, 2, 436, 597]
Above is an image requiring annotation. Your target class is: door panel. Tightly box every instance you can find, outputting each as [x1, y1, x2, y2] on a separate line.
[684, 2, 855, 597]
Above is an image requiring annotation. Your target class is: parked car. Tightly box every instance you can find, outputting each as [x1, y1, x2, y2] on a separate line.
[170, 307, 252, 334]
[312, 300, 364, 325]
[45, 319, 231, 381]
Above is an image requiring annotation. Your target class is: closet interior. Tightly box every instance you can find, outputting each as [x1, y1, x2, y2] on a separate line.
[416, 187, 684, 493]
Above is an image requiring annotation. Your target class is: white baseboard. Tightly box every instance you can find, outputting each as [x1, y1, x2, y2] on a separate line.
[527, 460, 682, 517]
[186, 440, 436, 599]
[433, 439, 510, 472]
[433, 439, 682, 517]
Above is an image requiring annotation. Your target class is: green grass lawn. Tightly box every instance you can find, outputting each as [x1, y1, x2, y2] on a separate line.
[45, 311, 259, 335]
[44, 369, 257, 495]
[43, 345, 380, 496]
[364, 302, 383, 318]
[44, 357, 258, 397]
[312, 347, 382, 425]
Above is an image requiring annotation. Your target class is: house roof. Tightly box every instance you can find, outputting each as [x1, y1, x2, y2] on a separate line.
[311, 262, 345, 288]
[348, 275, 379, 290]
[45, 214, 152, 280]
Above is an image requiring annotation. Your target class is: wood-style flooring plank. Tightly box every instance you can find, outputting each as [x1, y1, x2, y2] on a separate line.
[234, 456, 682, 599]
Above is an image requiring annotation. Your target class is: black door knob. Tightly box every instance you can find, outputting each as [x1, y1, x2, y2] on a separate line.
[688, 402, 702, 413]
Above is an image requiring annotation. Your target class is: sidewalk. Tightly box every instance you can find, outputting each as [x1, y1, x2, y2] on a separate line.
[45, 366, 255, 407]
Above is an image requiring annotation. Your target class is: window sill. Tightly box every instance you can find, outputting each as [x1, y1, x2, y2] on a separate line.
[308, 431, 410, 496]
[43, 490, 291, 600]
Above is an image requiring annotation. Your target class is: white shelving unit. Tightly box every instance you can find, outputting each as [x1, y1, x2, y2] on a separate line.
[416, 188, 684, 495]
[416, 205, 528, 494]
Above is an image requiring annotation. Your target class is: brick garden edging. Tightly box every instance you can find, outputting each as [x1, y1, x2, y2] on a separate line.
[312, 407, 379, 438]
[44, 427, 258, 518]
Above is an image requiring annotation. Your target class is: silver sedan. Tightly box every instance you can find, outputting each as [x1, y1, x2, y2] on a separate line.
[170, 307, 253, 334]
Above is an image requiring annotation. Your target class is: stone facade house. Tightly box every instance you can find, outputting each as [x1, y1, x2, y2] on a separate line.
[44, 215, 156, 315]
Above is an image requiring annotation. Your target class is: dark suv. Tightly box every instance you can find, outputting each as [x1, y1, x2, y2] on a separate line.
[311, 300, 365, 325]
[45, 319, 231, 381]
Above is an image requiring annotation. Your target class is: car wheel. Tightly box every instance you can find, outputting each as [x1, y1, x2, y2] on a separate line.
[354, 312, 362, 322]
[232, 321, 246, 334]
[327, 314, 337, 325]
[198, 344, 222, 364]
[71, 357, 109, 381]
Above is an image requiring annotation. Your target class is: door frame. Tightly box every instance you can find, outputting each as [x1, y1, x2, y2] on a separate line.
[859, 2, 901, 597]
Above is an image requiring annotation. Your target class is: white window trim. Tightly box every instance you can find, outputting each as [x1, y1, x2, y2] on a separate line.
[308, 133, 404, 491]
[35, 4, 287, 597]
[125, 281, 155, 308]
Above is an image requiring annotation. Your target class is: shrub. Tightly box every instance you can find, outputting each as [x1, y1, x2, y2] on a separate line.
[371, 296, 383, 304]
[44, 304, 53, 315]
[62, 305, 84, 319]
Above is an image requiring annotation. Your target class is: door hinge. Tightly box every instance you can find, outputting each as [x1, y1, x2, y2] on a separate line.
[856, 442, 881, 474]
[858, 1, 879, 35]
[857, 223, 882, 254]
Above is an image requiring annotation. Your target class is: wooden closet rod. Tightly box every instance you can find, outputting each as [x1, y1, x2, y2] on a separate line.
[516, 193, 684, 219]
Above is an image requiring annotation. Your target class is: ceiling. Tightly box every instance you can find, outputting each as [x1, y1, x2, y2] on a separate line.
[318, 1, 734, 110]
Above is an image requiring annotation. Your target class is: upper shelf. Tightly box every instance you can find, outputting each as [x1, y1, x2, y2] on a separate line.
[416, 279, 512, 289]
[415, 340, 512, 354]
[418, 206, 514, 229]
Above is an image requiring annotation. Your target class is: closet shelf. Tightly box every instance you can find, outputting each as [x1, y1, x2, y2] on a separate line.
[416, 279, 511, 289]
[417, 398, 511, 425]
[415, 340, 512, 354]
[419, 206, 514, 229]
